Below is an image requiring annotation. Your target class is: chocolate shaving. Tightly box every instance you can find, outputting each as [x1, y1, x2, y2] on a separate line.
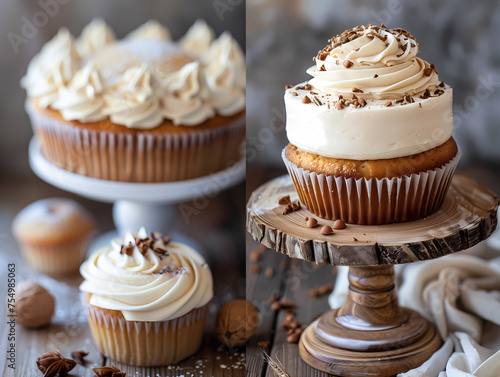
[404, 94, 415, 103]
[319, 64, 326, 71]
[291, 92, 298, 96]
[352, 87, 363, 93]
[430, 63, 438, 74]
[313, 96, 323, 106]
[385, 101, 392, 107]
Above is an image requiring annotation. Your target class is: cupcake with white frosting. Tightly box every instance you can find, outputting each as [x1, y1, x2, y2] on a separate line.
[80, 227, 213, 366]
[21, 19, 245, 182]
[283, 24, 460, 224]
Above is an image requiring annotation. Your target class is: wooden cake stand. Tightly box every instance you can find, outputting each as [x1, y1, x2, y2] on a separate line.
[247, 173, 498, 377]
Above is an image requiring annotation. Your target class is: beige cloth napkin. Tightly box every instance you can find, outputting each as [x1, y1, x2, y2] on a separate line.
[329, 254, 500, 377]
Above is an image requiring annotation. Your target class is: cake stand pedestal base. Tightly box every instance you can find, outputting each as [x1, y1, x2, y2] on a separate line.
[29, 137, 245, 236]
[247, 173, 498, 376]
[299, 265, 441, 377]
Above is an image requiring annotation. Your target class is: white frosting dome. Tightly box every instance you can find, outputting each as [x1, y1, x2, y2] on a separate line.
[285, 24, 454, 160]
[21, 19, 245, 128]
[79, 227, 213, 322]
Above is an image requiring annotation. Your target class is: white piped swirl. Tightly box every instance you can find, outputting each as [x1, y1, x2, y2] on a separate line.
[309, 25, 438, 99]
[79, 227, 213, 322]
[201, 32, 246, 116]
[76, 18, 116, 58]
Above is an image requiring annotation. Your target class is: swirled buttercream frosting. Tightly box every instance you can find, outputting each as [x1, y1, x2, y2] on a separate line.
[21, 19, 245, 128]
[79, 227, 213, 322]
[285, 24, 453, 160]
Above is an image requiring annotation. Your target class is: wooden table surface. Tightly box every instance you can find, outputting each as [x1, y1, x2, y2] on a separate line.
[245, 163, 500, 377]
[0, 177, 246, 377]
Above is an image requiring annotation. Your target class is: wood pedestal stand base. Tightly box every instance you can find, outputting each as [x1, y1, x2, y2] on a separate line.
[247, 173, 498, 376]
[299, 265, 441, 377]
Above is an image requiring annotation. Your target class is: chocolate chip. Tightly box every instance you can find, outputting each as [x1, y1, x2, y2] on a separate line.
[265, 267, 274, 278]
[280, 298, 295, 308]
[318, 284, 334, 295]
[308, 288, 319, 298]
[374, 74, 379, 78]
[304, 84, 312, 90]
[302, 96, 312, 104]
[292, 92, 298, 96]
[320, 64, 326, 71]
[285, 84, 292, 90]
[343, 60, 353, 68]
[306, 218, 318, 228]
[249, 251, 261, 262]
[424, 67, 433, 76]
[320, 225, 334, 235]
[271, 301, 281, 311]
[332, 219, 347, 229]
[250, 265, 261, 274]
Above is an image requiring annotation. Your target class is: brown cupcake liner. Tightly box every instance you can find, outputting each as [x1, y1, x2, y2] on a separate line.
[86, 303, 209, 366]
[18, 237, 91, 276]
[282, 148, 461, 225]
[26, 101, 245, 182]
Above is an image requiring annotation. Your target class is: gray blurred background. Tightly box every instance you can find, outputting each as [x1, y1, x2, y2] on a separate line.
[247, 0, 500, 168]
[0, 0, 245, 179]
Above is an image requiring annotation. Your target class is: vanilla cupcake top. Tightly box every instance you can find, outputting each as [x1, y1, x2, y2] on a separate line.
[79, 227, 213, 322]
[285, 24, 453, 160]
[21, 19, 245, 128]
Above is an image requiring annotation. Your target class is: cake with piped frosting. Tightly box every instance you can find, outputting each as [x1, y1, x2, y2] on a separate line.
[21, 19, 245, 182]
[283, 24, 460, 224]
[79, 227, 213, 366]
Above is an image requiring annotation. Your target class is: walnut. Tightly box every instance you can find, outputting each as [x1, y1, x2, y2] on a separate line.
[11, 281, 54, 328]
[215, 299, 258, 348]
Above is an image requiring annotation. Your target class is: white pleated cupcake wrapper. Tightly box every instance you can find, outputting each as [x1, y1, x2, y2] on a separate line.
[26, 101, 245, 182]
[282, 148, 462, 224]
[19, 236, 91, 275]
[85, 303, 209, 366]
[85, 303, 208, 335]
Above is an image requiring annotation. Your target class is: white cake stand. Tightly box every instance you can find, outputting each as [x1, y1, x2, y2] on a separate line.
[29, 137, 245, 248]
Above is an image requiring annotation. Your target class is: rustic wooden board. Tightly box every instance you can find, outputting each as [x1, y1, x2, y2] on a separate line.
[247, 173, 498, 266]
[0, 179, 246, 377]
